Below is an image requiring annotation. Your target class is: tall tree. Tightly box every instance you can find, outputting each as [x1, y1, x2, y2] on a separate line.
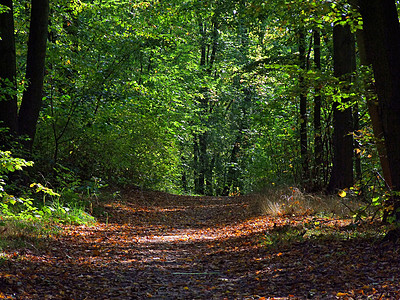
[194, 21, 209, 196]
[356, 29, 392, 188]
[358, 0, 400, 220]
[313, 28, 323, 189]
[18, 0, 49, 150]
[327, 23, 355, 192]
[298, 28, 309, 185]
[193, 15, 220, 195]
[0, 0, 18, 138]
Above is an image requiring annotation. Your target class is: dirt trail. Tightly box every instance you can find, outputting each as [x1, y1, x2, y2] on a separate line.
[1, 190, 399, 299]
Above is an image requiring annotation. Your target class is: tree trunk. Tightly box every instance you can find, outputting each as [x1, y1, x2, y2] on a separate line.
[198, 131, 207, 195]
[353, 104, 362, 181]
[356, 6, 393, 190]
[358, 0, 400, 220]
[313, 29, 323, 189]
[193, 135, 202, 194]
[17, 0, 50, 150]
[327, 24, 355, 192]
[222, 137, 240, 196]
[298, 29, 309, 185]
[0, 0, 18, 139]
[192, 19, 219, 195]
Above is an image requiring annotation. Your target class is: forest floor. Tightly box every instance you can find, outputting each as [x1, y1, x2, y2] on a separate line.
[1, 189, 400, 299]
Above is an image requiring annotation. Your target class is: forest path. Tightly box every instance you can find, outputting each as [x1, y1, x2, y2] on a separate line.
[1, 189, 400, 299]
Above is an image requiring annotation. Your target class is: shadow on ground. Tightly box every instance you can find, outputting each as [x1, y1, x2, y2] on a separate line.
[1, 190, 399, 299]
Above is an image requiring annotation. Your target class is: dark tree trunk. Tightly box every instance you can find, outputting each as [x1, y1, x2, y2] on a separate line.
[0, 0, 18, 139]
[313, 29, 323, 189]
[181, 173, 188, 194]
[353, 105, 362, 181]
[198, 131, 207, 195]
[358, 0, 400, 220]
[327, 24, 355, 192]
[191, 22, 208, 195]
[17, 0, 50, 150]
[180, 155, 188, 193]
[206, 156, 214, 195]
[356, 29, 392, 187]
[298, 29, 309, 184]
[222, 87, 250, 196]
[222, 137, 240, 196]
[358, 0, 400, 190]
[192, 20, 219, 195]
[193, 135, 202, 194]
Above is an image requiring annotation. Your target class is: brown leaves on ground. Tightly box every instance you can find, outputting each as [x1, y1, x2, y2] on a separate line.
[1, 190, 399, 299]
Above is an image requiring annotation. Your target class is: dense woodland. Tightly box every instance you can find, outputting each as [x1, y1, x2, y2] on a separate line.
[3, 0, 400, 298]
[1, 0, 400, 224]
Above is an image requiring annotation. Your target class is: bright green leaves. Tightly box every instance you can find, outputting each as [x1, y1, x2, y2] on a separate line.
[0, 4, 10, 14]
[0, 151, 33, 175]
[30, 183, 60, 198]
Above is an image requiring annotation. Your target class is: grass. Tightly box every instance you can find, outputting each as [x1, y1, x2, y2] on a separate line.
[0, 192, 97, 253]
[0, 217, 60, 252]
[253, 186, 388, 249]
[261, 218, 387, 249]
[253, 186, 363, 218]
[44, 197, 96, 225]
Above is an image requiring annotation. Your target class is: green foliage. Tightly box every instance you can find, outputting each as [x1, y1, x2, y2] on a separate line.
[0, 151, 95, 231]
[0, 151, 33, 202]
[3, 0, 394, 221]
[1, 182, 95, 225]
[0, 4, 8, 13]
[0, 151, 33, 175]
[26, 0, 339, 194]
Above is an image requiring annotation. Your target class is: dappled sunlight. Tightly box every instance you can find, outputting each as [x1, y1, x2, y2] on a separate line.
[104, 199, 247, 214]
[96, 195, 274, 245]
[1, 191, 399, 299]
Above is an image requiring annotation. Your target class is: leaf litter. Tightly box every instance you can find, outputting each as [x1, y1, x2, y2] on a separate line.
[0, 190, 399, 299]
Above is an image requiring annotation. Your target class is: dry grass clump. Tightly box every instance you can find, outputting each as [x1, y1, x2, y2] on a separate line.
[252, 186, 362, 218]
[0, 218, 56, 251]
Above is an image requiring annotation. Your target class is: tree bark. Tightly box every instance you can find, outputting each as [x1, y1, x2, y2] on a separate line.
[222, 136, 240, 196]
[18, 0, 50, 150]
[298, 29, 309, 185]
[198, 130, 207, 195]
[0, 0, 18, 138]
[313, 29, 323, 189]
[358, 0, 400, 220]
[356, 29, 392, 188]
[358, 0, 400, 189]
[193, 135, 202, 194]
[353, 104, 362, 181]
[327, 24, 355, 192]
[193, 19, 219, 195]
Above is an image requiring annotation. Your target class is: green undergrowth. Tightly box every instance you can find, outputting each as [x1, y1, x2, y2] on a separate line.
[0, 151, 99, 252]
[255, 186, 388, 249]
[0, 194, 96, 251]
